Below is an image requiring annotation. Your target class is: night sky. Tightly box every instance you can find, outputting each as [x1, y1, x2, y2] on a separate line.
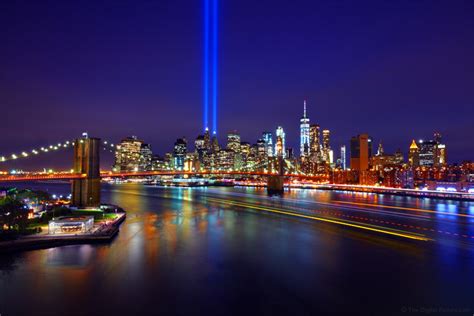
[1, 0, 473, 169]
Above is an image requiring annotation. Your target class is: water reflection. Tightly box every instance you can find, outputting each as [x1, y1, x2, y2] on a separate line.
[0, 184, 473, 315]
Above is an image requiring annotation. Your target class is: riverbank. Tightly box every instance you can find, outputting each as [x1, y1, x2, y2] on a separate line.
[0, 212, 126, 254]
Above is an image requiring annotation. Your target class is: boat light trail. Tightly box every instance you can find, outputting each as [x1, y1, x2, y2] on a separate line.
[206, 197, 430, 241]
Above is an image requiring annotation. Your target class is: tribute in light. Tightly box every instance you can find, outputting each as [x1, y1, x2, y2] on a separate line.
[203, 0, 210, 132]
[203, 0, 218, 135]
[212, 0, 218, 135]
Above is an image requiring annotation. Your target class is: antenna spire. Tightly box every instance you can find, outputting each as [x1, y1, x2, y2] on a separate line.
[303, 100, 307, 118]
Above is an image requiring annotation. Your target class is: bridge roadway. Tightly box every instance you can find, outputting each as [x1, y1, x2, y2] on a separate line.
[0, 171, 328, 182]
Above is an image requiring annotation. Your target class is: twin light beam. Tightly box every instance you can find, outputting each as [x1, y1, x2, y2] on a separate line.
[203, 0, 218, 135]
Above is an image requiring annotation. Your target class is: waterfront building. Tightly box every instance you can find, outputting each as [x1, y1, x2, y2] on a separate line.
[113, 136, 143, 172]
[275, 126, 286, 158]
[300, 100, 310, 158]
[48, 216, 94, 234]
[350, 134, 373, 171]
[173, 138, 187, 170]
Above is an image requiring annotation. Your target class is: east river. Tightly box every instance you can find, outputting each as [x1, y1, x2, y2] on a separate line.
[1, 183, 474, 315]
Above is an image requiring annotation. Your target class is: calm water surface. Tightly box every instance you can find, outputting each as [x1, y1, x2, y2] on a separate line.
[1, 183, 474, 316]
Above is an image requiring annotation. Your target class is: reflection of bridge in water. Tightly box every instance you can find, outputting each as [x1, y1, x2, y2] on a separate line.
[0, 134, 328, 207]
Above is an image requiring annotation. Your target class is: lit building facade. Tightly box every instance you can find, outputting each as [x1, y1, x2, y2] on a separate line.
[227, 132, 241, 153]
[322, 129, 331, 162]
[139, 143, 153, 171]
[262, 132, 273, 157]
[173, 138, 187, 170]
[309, 124, 321, 162]
[113, 136, 143, 172]
[408, 139, 420, 167]
[340, 145, 346, 170]
[275, 126, 286, 158]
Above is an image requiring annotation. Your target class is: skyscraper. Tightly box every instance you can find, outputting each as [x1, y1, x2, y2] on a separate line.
[195, 135, 206, 163]
[434, 132, 447, 166]
[340, 145, 346, 170]
[408, 139, 420, 167]
[275, 126, 286, 158]
[139, 143, 153, 171]
[300, 100, 310, 158]
[309, 124, 321, 162]
[113, 136, 143, 172]
[256, 139, 266, 160]
[275, 136, 283, 158]
[173, 138, 187, 170]
[227, 132, 241, 152]
[419, 140, 436, 167]
[203, 128, 211, 152]
[322, 129, 331, 162]
[262, 132, 273, 157]
[350, 134, 372, 171]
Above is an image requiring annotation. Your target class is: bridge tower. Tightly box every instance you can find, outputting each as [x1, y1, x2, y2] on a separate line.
[267, 156, 285, 196]
[71, 134, 101, 208]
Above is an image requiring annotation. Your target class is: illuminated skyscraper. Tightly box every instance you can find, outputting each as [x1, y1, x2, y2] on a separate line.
[256, 139, 266, 159]
[113, 136, 143, 172]
[195, 135, 206, 163]
[434, 132, 447, 166]
[275, 136, 283, 158]
[227, 132, 241, 152]
[173, 138, 187, 170]
[408, 139, 420, 167]
[211, 135, 220, 153]
[340, 145, 346, 170]
[322, 129, 331, 162]
[419, 140, 436, 167]
[139, 143, 153, 171]
[309, 124, 321, 162]
[262, 132, 273, 157]
[300, 100, 310, 158]
[203, 128, 211, 152]
[275, 126, 286, 158]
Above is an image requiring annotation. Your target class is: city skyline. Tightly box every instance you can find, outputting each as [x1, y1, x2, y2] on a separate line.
[0, 1, 473, 164]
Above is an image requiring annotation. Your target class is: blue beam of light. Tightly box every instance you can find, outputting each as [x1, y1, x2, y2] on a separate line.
[203, 0, 210, 132]
[212, 0, 218, 135]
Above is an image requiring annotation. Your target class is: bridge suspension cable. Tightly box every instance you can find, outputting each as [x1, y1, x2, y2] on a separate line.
[0, 138, 116, 164]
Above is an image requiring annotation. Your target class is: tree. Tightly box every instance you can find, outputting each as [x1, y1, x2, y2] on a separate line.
[0, 196, 29, 232]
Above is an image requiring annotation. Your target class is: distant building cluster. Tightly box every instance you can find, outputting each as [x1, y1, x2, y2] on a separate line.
[110, 100, 474, 192]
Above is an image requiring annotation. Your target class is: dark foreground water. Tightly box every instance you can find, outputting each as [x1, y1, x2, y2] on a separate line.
[1, 183, 474, 316]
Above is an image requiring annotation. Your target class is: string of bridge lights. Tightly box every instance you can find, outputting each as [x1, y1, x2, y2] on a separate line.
[0, 139, 116, 163]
